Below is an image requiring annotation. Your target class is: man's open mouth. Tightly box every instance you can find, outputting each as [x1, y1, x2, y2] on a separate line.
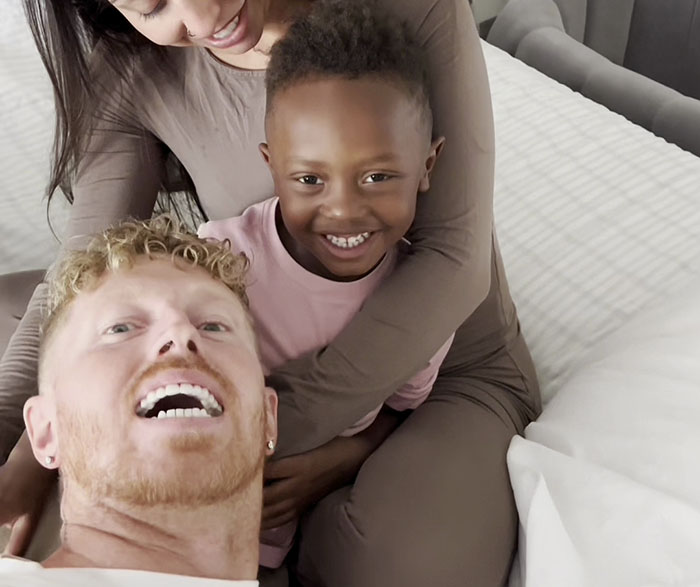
[135, 383, 223, 419]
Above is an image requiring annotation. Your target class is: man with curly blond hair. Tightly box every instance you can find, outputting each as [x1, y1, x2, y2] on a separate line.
[2, 215, 277, 586]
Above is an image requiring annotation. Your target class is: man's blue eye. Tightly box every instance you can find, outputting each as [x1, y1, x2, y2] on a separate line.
[201, 322, 225, 332]
[106, 324, 131, 335]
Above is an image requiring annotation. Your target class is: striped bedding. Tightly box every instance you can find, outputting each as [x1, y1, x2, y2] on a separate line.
[1, 13, 699, 403]
[485, 42, 700, 402]
[0, 1, 69, 273]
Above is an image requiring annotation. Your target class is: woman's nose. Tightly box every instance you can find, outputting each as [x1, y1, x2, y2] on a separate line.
[178, 0, 220, 39]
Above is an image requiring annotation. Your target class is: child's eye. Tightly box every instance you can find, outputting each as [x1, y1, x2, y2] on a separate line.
[365, 173, 391, 183]
[200, 322, 227, 332]
[297, 175, 323, 185]
[105, 323, 133, 335]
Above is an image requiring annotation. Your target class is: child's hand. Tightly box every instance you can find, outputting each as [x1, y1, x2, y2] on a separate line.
[261, 435, 366, 530]
[0, 435, 56, 556]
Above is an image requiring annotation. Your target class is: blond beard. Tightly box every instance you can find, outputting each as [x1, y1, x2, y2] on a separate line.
[57, 404, 266, 508]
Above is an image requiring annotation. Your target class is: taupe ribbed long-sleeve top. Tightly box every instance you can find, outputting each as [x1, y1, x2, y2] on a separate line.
[0, 0, 496, 460]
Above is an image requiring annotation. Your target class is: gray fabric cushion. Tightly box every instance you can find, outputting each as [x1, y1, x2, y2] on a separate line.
[487, 0, 700, 157]
[625, 0, 700, 99]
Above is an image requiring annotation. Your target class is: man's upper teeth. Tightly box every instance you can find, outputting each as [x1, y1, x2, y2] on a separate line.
[325, 232, 370, 249]
[213, 16, 240, 39]
[137, 383, 222, 418]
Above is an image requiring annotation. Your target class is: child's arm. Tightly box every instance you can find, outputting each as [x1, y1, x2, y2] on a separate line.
[268, 0, 494, 455]
[262, 407, 404, 530]
[385, 335, 455, 413]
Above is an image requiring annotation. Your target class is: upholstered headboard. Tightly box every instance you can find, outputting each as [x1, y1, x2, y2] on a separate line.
[487, 0, 700, 157]
[547, 0, 700, 99]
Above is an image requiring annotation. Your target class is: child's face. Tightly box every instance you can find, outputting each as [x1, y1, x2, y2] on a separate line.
[262, 77, 443, 280]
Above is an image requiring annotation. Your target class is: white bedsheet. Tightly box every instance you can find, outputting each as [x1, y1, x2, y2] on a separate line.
[0, 1, 69, 273]
[483, 42, 700, 587]
[485, 42, 700, 402]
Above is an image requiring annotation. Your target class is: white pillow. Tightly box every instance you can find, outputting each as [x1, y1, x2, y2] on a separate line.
[508, 279, 700, 587]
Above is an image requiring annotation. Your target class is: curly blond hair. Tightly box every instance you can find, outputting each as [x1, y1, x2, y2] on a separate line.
[42, 215, 249, 345]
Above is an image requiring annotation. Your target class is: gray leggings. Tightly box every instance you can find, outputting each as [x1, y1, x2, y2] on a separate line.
[0, 269, 540, 587]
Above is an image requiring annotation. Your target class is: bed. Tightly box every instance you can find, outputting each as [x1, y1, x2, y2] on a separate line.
[2, 2, 700, 582]
[483, 42, 700, 585]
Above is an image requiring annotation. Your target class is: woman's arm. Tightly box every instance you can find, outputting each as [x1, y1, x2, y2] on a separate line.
[269, 0, 495, 456]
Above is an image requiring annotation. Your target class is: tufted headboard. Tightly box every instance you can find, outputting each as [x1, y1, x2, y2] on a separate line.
[548, 0, 700, 99]
[487, 0, 700, 157]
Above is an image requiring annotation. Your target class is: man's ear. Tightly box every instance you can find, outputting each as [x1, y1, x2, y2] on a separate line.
[262, 386, 278, 457]
[418, 136, 446, 193]
[23, 396, 59, 470]
[258, 143, 271, 167]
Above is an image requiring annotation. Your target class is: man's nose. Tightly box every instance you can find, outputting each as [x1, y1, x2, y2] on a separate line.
[156, 321, 199, 357]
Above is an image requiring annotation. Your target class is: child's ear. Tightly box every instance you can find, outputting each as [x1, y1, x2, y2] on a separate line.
[258, 142, 271, 166]
[418, 136, 446, 192]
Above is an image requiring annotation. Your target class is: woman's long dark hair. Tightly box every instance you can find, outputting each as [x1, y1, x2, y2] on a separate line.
[22, 1, 202, 220]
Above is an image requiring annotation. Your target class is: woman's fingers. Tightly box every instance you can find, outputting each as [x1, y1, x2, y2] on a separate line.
[263, 477, 300, 506]
[261, 497, 298, 529]
[264, 454, 308, 480]
[3, 513, 35, 557]
[261, 508, 299, 530]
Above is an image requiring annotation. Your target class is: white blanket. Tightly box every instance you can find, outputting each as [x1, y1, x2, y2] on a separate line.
[509, 281, 700, 586]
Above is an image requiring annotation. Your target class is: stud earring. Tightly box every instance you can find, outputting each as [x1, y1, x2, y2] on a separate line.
[44, 455, 55, 466]
[266, 439, 275, 451]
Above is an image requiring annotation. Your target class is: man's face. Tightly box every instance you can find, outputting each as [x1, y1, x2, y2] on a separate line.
[263, 77, 441, 280]
[32, 257, 276, 507]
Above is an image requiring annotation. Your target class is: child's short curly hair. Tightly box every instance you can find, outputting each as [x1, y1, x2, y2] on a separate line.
[42, 215, 249, 346]
[265, 0, 430, 125]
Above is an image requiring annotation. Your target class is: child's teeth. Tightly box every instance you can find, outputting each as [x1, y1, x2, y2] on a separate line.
[325, 232, 370, 249]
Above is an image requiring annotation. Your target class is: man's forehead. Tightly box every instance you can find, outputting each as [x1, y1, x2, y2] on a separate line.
[78, 257, 240, 309]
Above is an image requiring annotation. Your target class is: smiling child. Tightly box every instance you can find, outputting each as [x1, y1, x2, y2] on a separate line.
[198, 0, 453, 569]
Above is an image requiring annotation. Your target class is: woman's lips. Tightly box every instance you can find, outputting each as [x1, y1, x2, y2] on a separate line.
[205, 1, 249, 49]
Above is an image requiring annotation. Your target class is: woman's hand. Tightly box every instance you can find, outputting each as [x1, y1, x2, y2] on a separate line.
[0, 434, 56, 556]
[262, 434, 366, 530]
[262, 407, 404, 530]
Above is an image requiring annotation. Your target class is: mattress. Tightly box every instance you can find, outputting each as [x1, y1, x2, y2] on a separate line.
[3, 27, 700, 402]
[483, 42, 700, 587]
[0, 1, 69, 274]
[485, 42, 700, 402]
